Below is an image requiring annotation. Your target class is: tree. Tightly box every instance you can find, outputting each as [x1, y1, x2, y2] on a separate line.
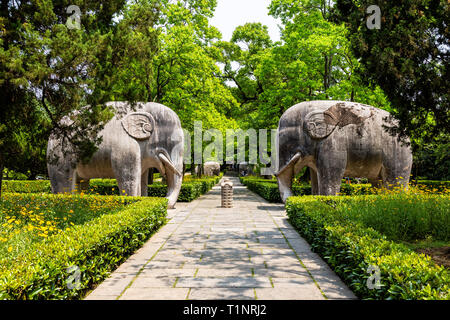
[217, 23, 274, 129]
[218, 1, 390, 130]
[111, 0, 239, 172]
[335, 0, 449, 143]
[0, 0, 127, 196]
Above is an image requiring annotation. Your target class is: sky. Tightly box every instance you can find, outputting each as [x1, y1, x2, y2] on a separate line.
[210, 0, 281, 42]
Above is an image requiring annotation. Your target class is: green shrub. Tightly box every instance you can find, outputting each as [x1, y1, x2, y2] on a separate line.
[0, 195, 167, 300]
[0, 193, 132, 256]
[286, 196, 450, 300]
[411, 180, 450, 194]
[240, 177, 374, 202]
[335, 195, 450, 242]
[2, 180, 51, 193]
[2, 174, 223, 202]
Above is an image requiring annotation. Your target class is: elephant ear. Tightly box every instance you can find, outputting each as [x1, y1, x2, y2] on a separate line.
[121, 112, 155, 140]
[305, 102, 374, 139]
[324, 102, 373, 128]
[304, 110, 337, 139]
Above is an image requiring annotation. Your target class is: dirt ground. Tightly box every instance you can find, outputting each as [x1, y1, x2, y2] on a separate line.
[416, 246, 450, 269]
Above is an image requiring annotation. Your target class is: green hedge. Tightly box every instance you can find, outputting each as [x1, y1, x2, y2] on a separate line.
[240, 177, 373, 202]
[2, 180, 51, 193]
[411, 180, 450, 193]
[2, 174, 223, 202]
[286, 196, 450, 300]
[0, 195, 167, 300]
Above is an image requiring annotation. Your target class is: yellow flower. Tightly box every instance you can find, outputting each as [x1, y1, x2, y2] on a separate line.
[8, 246, 12, 252]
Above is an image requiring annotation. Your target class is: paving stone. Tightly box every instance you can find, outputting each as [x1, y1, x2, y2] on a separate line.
[254, 268, 310, 278]
[144, 261, 185, 269]
[308, 270, 357, 300]
[255, 288, 325, 300]
[90, 274, 134, 295]
[176, 277, 272, 288]
[188, 288, 255, 300]
[129, 276, 176, 288]
[139, 268, 197, 278]
[195, 268, 254, 278]
[271, 277, 317, 288]
[84, 294, 118, 300]
[120, 288, 189, 300]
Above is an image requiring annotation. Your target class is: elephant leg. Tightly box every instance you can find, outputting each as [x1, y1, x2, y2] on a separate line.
[141, 169, 149, 197]
[48, 158, 77, 194]
[317, 153, 346, 195]
[310, 168, 319, 195]
[381, 165, 411, 191]
[75, 177, 90, 194]
[113, 154, 141, 197]
[369, 173, 382, 189]
[381, 140, 413, 191]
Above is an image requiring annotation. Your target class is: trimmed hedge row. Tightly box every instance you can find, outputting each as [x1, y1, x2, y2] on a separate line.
[240, 177, 373, 202]
[0, 195, 167, 300]
[2, 180, 51, 193]
[286, 196, 450, 300]
[411, 180, 450, 193]
[2, 174, 223, 202]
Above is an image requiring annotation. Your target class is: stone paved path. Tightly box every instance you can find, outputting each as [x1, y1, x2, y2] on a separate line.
[86, 176, 356, 300]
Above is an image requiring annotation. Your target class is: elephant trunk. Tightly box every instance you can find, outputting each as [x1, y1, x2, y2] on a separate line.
[277, 168, 294, 203]
[166, 169, 182, 209]
[276, 152, 302, 203]
[157, 151, 183, 209]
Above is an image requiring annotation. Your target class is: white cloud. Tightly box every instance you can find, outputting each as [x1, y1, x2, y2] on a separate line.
[210, 0, 281, 42]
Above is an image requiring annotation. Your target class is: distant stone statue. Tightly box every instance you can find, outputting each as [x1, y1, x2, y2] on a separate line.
[238, 162, 253, 176]
[47, 102, 184, 209]
[276, 101, 413, 203]
[203, 161, 221, 176]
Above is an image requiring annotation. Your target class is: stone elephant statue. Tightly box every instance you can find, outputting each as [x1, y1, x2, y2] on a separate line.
[276, 101, 412, 203]
[238, 162, 253, 176]
[47, 102, 184, 208]
[203, 161, 221, 176]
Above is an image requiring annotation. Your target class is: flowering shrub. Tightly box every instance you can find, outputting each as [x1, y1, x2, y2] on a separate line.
[240, 176, 450, 203]
[0, 194, 167, 299]
[0, 194, 131, 258]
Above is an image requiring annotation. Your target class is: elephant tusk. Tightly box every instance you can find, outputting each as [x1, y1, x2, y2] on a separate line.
[275, 152, 302, 177]
[158, 153, 182, 176]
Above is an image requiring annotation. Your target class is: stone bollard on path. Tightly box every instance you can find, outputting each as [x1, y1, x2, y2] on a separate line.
[221, 178, 233, 208]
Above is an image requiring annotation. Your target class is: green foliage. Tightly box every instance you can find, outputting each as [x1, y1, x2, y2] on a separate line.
[0, 194, 167, 299]
[335, 0, 449, 142]
[219, 0, 391, 130]
[111, 0, 238, 133]
[0, 193, 132, 257]
[2, 180, 52, 193]
[0, 0, 127, 196]
[286, 196, 450, 300]
[240, 176, 374, 202]
[412, 137, 450, 181]
[2, 174, 223, 202]
[324, 195, 449, 242]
